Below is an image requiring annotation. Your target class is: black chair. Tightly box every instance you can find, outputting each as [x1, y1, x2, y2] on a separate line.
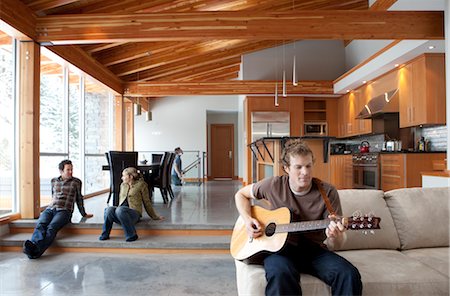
[107, 151, 138, 206]
[152, 152, 171, 203]
[151, 153, 163, 164]
[166, 152, 176, 199]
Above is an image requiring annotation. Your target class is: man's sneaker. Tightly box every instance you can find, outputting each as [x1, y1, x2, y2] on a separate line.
[23, 240, 39, 259]
[126, 234, 138, 242]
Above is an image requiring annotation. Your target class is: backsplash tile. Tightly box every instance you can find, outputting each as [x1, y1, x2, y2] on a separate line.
[420, 126, 447, 151]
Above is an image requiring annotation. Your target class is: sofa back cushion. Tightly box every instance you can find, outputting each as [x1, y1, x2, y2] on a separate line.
[336, 189, 401, 251]
[384, 187, 450, 250]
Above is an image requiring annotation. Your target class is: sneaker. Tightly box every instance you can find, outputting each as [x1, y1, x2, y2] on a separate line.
[126, 234, 138, 242]
[99, 235, 110, 241]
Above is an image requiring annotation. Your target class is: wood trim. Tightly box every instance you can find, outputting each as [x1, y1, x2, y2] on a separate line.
[421, 170, 450, 178]
[334, 40, 402, 84]
[35, 11, 444, 44]
[0, 213, 21, 225]
[18, 41, 41, 219]
[124, 101, 134, 151]
[124, 80, 333, 97]
[370, 0, 398, 11]
[114, 95, 124, 150]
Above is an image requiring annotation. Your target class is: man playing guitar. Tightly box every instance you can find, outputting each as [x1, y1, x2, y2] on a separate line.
[234, 139, 362, 296]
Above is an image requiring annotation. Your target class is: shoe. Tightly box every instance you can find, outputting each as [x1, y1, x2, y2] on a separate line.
[99, 235, 110, 241]
[126, 234, 138, 242]
[23, 240, 39, 259]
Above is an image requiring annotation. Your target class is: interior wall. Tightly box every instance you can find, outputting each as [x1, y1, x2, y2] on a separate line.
[344, 40, 392, 70]
[241, 40, 346, 80]
[206, 111, 239, 177]
[134, 95, 241, 173]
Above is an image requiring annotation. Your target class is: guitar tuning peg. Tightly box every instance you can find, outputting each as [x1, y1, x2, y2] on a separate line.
[352, 210, 362, 219]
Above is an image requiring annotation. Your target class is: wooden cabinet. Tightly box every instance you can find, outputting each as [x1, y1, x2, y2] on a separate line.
[399, 54, 446, 128]
[330, 155, 353, 189]
[337, 91, 371, 137]
[381, 153, 446, 191]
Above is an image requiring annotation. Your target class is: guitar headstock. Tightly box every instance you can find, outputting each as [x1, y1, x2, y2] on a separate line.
[344, 211, 381, 232]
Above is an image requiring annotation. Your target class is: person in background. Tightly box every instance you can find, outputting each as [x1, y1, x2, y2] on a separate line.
[99, 167, 164, 242]
[23, 159, 94, 259]
[171, 147, 184, 186]
[234, 139, 362, 296]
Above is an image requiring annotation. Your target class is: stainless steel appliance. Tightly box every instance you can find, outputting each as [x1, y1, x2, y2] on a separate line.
[304, 122, 327, 136]
[352, 152, 380, 189]
[251, 112, 290, 141]
[331, 143, 347, 155]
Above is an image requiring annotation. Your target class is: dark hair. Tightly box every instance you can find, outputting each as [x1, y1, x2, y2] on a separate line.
[280, 139, 315, 167]
[58, 159, 72, 171]
[174, 147, 182, 153]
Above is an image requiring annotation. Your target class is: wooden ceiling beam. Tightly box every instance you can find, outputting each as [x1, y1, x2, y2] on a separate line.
[174, 64, 241, 82]
[123, 80, 334, 96]
[35, 10, 444, 44]
[0, 0, 36, 40]
[48, 45, 123, 93]
[128, 56, 242, 82]
[112, 40, 278, 77]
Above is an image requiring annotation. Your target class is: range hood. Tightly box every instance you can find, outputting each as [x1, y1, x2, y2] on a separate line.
[356, 89, 399, 119]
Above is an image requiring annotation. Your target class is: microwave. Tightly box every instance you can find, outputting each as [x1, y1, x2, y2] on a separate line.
[304, 122, 327, 136]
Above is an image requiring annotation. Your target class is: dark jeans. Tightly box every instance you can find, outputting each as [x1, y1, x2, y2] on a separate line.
[171, 174, 182, 186]
[264, 242, 362, 296]
[30, 208, 72, 257]
[101, 206, 140, 240]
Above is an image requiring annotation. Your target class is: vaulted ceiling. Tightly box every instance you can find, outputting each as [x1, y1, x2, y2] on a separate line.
[1, 0, 444, 97]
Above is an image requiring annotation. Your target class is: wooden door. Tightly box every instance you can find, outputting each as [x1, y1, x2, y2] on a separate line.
[210, 124, 234, 179]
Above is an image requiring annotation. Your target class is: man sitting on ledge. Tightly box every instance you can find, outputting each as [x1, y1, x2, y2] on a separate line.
[23, 159, 93, 259]
[234, 139, 362, 295]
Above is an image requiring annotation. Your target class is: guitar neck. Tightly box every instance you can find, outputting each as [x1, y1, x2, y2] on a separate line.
[275, 219, 331, 233]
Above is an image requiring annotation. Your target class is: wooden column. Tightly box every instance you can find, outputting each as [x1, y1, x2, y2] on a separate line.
[18, 41, 40, 218]
[114, 95, 124, 150]
[124, 101, 134, 151]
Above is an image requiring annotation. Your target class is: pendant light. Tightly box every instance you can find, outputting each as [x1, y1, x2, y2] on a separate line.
[293, 54, 298, 86]
[282, 42, 287, 97]
[274, 81, 279, 107]
[134, 98, 142, 116]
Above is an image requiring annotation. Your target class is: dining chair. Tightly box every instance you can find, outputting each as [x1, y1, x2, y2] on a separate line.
[107, 151, 138, 206]
[151, 153, 164, 164]
[152, 152, 171, 203]
[166, 152, 176, 199]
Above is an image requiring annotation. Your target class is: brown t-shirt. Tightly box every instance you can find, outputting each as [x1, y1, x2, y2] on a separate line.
[252, 175, 342, 248]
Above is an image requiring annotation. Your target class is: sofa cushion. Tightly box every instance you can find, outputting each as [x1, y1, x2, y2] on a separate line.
[336, 190, 401, 251]
[235, 259, 330, 296]
[235, 250, 449, 296]
[402, 247, 449, 277]
[384, 187, 450, 250]
[339, 250, 449, 296]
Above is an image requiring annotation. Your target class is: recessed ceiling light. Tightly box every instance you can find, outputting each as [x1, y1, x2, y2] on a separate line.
[394, 64, 399, 67]
[428, 45, 435, 50]
[362, 80, 367, 84]
[346, 89, 350, 93]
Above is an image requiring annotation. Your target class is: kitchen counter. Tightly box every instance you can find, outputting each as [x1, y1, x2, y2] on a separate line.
[380, 150, 446, 154]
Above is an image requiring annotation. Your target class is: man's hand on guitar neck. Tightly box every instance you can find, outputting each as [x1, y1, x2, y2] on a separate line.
[325, 215, 347, 250]
[245, 217, 263, 239]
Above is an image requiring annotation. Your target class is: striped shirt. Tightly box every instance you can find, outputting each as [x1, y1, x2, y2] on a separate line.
[47, 176, 87, 216]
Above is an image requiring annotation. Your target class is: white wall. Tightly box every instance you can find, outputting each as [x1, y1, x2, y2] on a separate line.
[242, 40, 346, 80]
[134, 95, 242, 174]
[344, 40, 392, 70]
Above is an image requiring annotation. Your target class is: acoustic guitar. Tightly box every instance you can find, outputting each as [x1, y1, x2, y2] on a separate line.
[230, 206, 381, 261]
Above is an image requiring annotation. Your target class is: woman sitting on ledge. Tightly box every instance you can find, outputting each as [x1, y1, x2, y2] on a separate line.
[99, 167, 164, 242]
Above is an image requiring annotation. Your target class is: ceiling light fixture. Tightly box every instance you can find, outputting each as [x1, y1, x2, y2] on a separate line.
[362, 80, 367, 84]
[428, 45, 435, 50]
[394, 64, 399, 67]
[134, 98, 142, 116]
[282, 42, 287, 97]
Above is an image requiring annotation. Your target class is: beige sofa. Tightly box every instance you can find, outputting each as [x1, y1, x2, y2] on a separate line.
[235, 187, 450, 296]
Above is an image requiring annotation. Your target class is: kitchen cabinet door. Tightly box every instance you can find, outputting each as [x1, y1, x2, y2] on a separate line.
[330, 155, 353, 189]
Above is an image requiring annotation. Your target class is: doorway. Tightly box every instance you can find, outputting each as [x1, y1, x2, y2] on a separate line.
[210, 124, 234, 179]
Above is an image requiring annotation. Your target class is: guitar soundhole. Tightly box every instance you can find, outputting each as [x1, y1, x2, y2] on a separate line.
[265, 223, 276, 237]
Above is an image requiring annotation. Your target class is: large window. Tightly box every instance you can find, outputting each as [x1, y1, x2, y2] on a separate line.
[0, 31, 16, 216]
[40, 48, 115, 206]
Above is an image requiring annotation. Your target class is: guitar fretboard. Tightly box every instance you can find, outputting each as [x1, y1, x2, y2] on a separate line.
[275, 219, 331, 233]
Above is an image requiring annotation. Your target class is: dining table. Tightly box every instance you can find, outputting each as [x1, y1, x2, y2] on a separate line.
[102, 162, 161, 206]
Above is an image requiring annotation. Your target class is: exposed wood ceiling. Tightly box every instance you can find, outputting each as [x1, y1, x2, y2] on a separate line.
[1, 0, 444, 96]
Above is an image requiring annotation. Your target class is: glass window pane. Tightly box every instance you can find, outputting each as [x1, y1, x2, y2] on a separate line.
[0, 32, 15, 216]
[39, 156, 68, 206]
[85, 79, 110, 155]
[84, 155, 109, 193]
[40, 53, 65, 153]
[68, 70, 81, 171]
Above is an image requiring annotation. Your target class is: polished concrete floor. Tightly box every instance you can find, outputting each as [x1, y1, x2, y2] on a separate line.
[1, 181, 243, 296]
